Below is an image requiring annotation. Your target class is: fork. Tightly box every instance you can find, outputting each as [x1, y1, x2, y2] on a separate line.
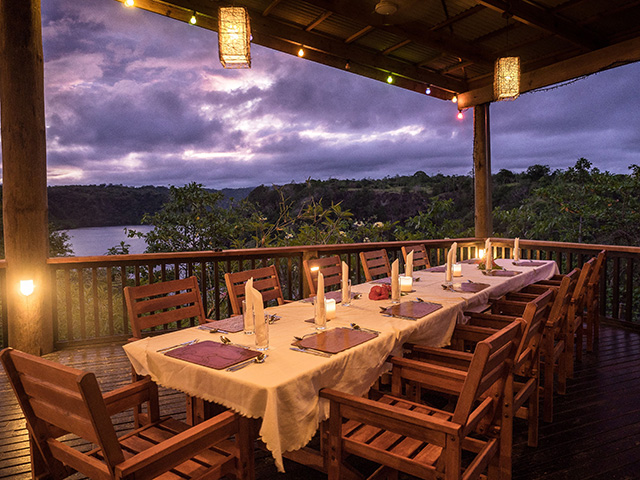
[157, 339, 199, 353]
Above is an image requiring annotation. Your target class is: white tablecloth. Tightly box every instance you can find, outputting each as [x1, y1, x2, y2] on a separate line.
[123, 258, 557, 471]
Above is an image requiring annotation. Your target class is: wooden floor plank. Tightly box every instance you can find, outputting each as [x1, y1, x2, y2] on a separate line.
[1, 324, 639, 479]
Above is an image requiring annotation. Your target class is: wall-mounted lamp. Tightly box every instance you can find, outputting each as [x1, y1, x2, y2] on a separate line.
[20, 280, 34, 296]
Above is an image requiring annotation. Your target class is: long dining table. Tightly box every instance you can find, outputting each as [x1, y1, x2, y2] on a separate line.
[123, 258, 558, 472]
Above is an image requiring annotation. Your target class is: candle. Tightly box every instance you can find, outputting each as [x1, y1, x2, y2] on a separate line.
[400, 275, 413, 292]
[452, 263, 462, 277]
[478, 248, 485, 260]
[325, 298, 336, 319]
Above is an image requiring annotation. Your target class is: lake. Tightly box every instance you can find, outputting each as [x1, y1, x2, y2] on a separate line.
[66, 225, 154, 257]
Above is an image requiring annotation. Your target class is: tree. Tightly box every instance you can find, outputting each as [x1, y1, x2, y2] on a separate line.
[129, 183, 240, 252]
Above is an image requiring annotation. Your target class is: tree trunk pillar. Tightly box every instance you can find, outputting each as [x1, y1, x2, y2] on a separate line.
[473, 103, 492, 238]
[0, 0, 52, 354]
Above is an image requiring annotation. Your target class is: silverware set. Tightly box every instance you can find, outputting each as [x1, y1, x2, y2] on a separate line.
[156, 339, 199, 353]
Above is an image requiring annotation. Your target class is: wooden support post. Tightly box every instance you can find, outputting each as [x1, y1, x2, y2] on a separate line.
[0, 0, 52, 354]
[473, 103, 493, 238]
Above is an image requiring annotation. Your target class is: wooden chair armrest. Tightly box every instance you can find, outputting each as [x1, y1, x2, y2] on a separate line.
[504, 292, 538, 301]
[389, 356, 467, 396]
[451, 324, 499, 343]
[116, 411, 238, 479]
[103, 377, 157, 417]
[405, 343, 474, 369]
[520, 284, 557, 295]
[465, 312, 518, 330]
[319, 388, 462, 439]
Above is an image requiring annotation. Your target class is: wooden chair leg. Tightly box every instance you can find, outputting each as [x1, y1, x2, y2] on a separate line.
[500, 376, 514, 480]
[528, 375, 539, 448]
[576, 321, 584, 363]
[542, 338, 554, 423]
[237, 416, 256, 480]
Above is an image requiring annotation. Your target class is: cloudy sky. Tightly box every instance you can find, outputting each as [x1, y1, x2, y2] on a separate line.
[25, 0, 640, 188]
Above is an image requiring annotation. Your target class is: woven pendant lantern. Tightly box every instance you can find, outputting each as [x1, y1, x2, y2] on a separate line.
[494, 56, 520, 101]
[218, 7, 251, 69]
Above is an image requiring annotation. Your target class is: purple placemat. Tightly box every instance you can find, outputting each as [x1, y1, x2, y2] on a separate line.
[199, 316, 244, 333]
[450, 282, 490, 293]
[481, 269, 522, 277]
[513, 260, 547, 267]
[425, 265, 446, 273]
[294, 327, 377, 354]
[381, 301, 443, 319]
[165, 340, 259, 370]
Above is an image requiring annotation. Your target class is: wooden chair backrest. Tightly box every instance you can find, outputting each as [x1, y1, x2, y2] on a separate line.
[451, 321, 521, 428]
[573, 259, 594, 306]
[588, 250, 606, 291]
[513, 289, 554, 376]
[124, 276, 206, 340]
[359, 249, 391, 282]
[0, 348, 134, 478]
[401, 244, 431, 269]
[303, 255, 342, 296]
[547, 269, 579, 330]
[225, 265, 285, 315]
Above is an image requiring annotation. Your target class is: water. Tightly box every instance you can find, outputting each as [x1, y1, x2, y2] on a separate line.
[65, 225, 154, 257]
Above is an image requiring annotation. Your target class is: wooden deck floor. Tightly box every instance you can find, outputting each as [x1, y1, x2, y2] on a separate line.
[1, 324, 639, 479]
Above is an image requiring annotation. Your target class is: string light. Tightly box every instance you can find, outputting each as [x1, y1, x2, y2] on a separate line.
[451, 95, 458, 103]
[386, 75, 394, 84]
[124, 0, 134, 6]
[298, 48, 305, 57]
[190, 12, 197, 25]
[457, 111, 464, 120]
[425, 86, 431, 95]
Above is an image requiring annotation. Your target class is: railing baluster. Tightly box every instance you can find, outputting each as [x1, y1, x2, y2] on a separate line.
[92, 268, 99, 338]
[612, 257, 620, 319]
[78, 268, 86, 340]
[107, 266, 114, 337]
[65, 268, 73, 342]
[625, 257, 634, 323]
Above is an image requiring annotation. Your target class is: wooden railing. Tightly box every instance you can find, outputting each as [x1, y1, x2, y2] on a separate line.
[0, 238, 638, 349]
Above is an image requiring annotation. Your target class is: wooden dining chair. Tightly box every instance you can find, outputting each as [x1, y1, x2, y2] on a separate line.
[359, 248, 391, 281]
[401, 243, 431, 270]
[496, 270, 579, 423]
[124, 275, 206, 340]
[404, 289, 554, 480]
[124, 276, 215, 425]
[565, 259, 593, 377]
[320, 321, 521, 480]
[0, 347, 254, 480]
[225, 265, 286, 315]
[585, 250, 606, 351]
[303, 255, 342, 296]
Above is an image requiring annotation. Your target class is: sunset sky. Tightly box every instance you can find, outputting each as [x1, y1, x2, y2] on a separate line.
[21, 0, 640, 189]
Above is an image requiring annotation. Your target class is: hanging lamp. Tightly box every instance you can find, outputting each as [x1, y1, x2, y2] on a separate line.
[494, 56, 520, 100]
[218, 6, 251, 69]
[493, 13, 520, 101]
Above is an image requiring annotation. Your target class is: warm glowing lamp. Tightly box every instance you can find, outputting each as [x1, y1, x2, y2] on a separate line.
[325, 299, 336, 319]
[494, 56, 520, 101]
[218, 7, 251, 69]
[400, 275, 413, 292]
[20, 280, 34, 296]
[124, 0, 134, 7]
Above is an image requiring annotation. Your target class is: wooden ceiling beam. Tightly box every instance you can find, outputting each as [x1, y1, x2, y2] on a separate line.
[262, 0, 284, 17]
[429, 5, 485, 32]
[298, 0, 495, 66]
[381, 39, 411, 56]
[114, 0, 467, 93]
[459, 34, 640, 108]
[476, 0, 604, 50]
[345, 25, 373, 44]
[305, 10, 332, 32]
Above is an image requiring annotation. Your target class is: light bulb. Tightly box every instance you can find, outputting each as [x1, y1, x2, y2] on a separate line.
[387, 75, 394, 84]
[20, 280, 34, 296]
[190, 14, 197, 25]
[425, 87, 431, 95]
[297, 48, 305, 57]
[124, 0, 134, 7]
[457, 111, 464, 120]
[451, 95, 458, 103]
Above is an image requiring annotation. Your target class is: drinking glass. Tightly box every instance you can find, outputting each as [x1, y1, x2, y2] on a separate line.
[242, 300, 254, 335]
[341, 279, 352, 306]
[255, 316, 269, 351]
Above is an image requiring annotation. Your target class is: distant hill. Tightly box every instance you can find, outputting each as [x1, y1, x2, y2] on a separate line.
[46, 185, 253, 229]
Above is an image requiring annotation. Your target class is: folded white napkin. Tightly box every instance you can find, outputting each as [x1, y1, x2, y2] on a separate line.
[341, 261, 349, 303]
[405, 250, 414, 278]
[252, 286, 267, 346]
[485, 239, 493, 267]
[451, 242, 458, 265]
[243, 277, 254, 331]
[315, 272, 326, 325]
[391, 259, 400, 299]
[446, 247, 453, 282]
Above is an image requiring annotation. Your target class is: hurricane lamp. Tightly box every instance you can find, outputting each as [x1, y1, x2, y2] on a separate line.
[494, 56, 520, 101]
